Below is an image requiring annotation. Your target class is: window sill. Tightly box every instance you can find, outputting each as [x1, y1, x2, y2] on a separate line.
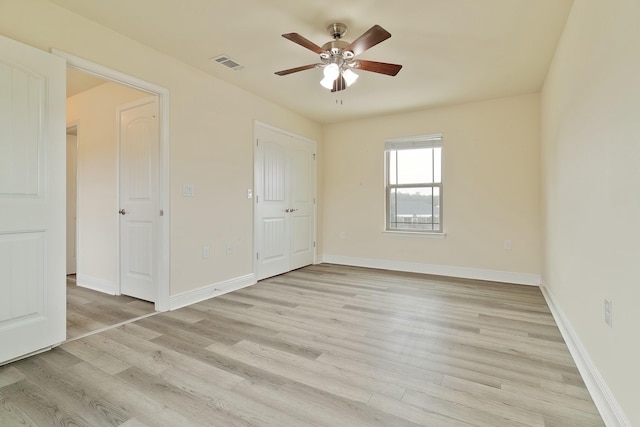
[383, 230, 446, 239]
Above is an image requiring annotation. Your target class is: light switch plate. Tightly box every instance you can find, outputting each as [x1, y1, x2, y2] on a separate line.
[183, 184, 194, 197]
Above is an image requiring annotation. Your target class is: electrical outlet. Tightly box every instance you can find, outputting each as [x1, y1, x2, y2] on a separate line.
[247, 189, 253, 199]
[504, 240, 512, 250]
[225, 244, 232, 255]
[202, 246, 210, 259]
[604, 299, 612, 327]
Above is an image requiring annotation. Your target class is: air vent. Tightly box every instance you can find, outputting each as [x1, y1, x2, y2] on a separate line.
[211, 54, 244, 71]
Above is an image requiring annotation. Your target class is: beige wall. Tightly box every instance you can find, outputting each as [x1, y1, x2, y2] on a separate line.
[66, 82, 149, 291]
[0, 0, 322, 296]
[322, 94, 541, 280]
[541, 0, 640, 424]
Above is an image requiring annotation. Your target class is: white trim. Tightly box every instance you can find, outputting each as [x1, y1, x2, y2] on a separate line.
[169, 274, 257, 311]
[253, 120, 316, 144]
[321, 254, 541, 286]
[540, 284, 630, 427]
[383, 230, 446, 239]
[76, 274, 117, 295]
[385, 133, 443, 150]
[53, 49, 171, 312]
[65, 121, 79, 276]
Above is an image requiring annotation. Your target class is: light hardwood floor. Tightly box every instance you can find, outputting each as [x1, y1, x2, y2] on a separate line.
[1, 264, 604, 426]
[66, 276, 156, 340]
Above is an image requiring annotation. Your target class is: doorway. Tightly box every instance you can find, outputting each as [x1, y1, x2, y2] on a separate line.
[57, 50, 171, 312]
[65, 75, 159, 339]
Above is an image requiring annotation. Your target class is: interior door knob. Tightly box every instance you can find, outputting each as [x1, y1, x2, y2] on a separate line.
[119, 209, 127, 215]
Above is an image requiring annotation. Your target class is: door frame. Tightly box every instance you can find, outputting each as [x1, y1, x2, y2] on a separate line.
[253, 120, 318, 280]
[53, 49, 171, 311]
[66, 122, 79, 276]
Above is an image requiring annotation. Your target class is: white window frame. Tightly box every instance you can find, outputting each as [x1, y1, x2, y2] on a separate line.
[384, 133, 443, 234]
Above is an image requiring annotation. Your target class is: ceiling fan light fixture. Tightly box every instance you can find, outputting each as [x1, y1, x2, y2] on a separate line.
[343, 68, 359, 86]
[320, 76, 335, 89]
[323, 63, 340, 80]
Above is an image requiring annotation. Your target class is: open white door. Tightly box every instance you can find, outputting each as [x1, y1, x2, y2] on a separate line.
[118, 97, 159, 303]
[0, 36, 66, 364]
[254, 124, 315, 280]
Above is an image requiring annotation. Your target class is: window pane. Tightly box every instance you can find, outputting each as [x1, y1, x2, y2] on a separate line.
[433, 187, 440, 225]
[388, 187, 439, 231]
[389, 151, 397, 185]
[434, 147, 442, 183]
[397, 148, 433, 184]
[389, 188, 397, 223]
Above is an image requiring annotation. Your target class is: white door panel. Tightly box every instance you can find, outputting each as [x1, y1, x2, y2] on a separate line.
[0, 35, 66, 364]
[256, 139, 289, 278]
[290, 145, 314, 269]
[255, 125, 315, 280]
[119, 97, 158, 302]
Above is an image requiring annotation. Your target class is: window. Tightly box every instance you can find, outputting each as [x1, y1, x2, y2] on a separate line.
[385, 134, 442, 233]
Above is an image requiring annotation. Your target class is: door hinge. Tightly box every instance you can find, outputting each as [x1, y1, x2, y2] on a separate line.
[313, 197, 316, 204]
[256, 252, 259, 260]
[256, 195, 259, 203]
[313, 153, 316, 160]
[313, 241, 316, 248]
[256, 139, 259, 146]
[159, 209, 164, 216]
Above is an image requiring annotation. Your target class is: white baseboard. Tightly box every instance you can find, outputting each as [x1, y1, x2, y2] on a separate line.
[321, 254, 541, 286]
[75, 274, 117, 295]
[540, 284, 630, 427]
[169, 273, 256, 311]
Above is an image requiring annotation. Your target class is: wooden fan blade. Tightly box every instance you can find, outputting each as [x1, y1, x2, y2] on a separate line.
[355, 60, 403, 76]
[344, 25, 391, 56]
[331, 75, 346, 92]
[282, 33, 325, 54]
[275, 64, 319, 76]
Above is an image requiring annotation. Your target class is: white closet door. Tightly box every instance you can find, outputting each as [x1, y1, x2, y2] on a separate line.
[254, 125, 315, 280]
[0, 35, 66, 364]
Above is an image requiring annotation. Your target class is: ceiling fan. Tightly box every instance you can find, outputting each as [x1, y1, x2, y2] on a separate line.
[275, 23, 402, 92]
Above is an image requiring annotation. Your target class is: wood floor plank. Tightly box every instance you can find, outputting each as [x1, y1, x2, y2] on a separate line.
[115, 366, 253, 426]
[11, 354, 131, 426]
[0, 380, 94, 426]
[0, 366, 25, 389]
[205, 340, 379, 402]
[0, 264, 604, 426]
[66, 278, 155, 340]
[68, 361, 201, 427]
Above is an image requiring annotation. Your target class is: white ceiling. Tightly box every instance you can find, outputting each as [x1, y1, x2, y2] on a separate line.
[51, 0, 574, 124]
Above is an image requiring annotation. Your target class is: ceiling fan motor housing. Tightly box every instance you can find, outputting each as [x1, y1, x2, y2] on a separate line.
[327, 22, 348, 39]
[322, 40, 350, 57]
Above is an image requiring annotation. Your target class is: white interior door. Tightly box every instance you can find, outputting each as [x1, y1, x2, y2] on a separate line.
[289, 145, 315, 270]
[255, 125, 315, 280]
[118, 97, 159, 302]
[66, 131, 77, 275]
[0, 35, 66, 364]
